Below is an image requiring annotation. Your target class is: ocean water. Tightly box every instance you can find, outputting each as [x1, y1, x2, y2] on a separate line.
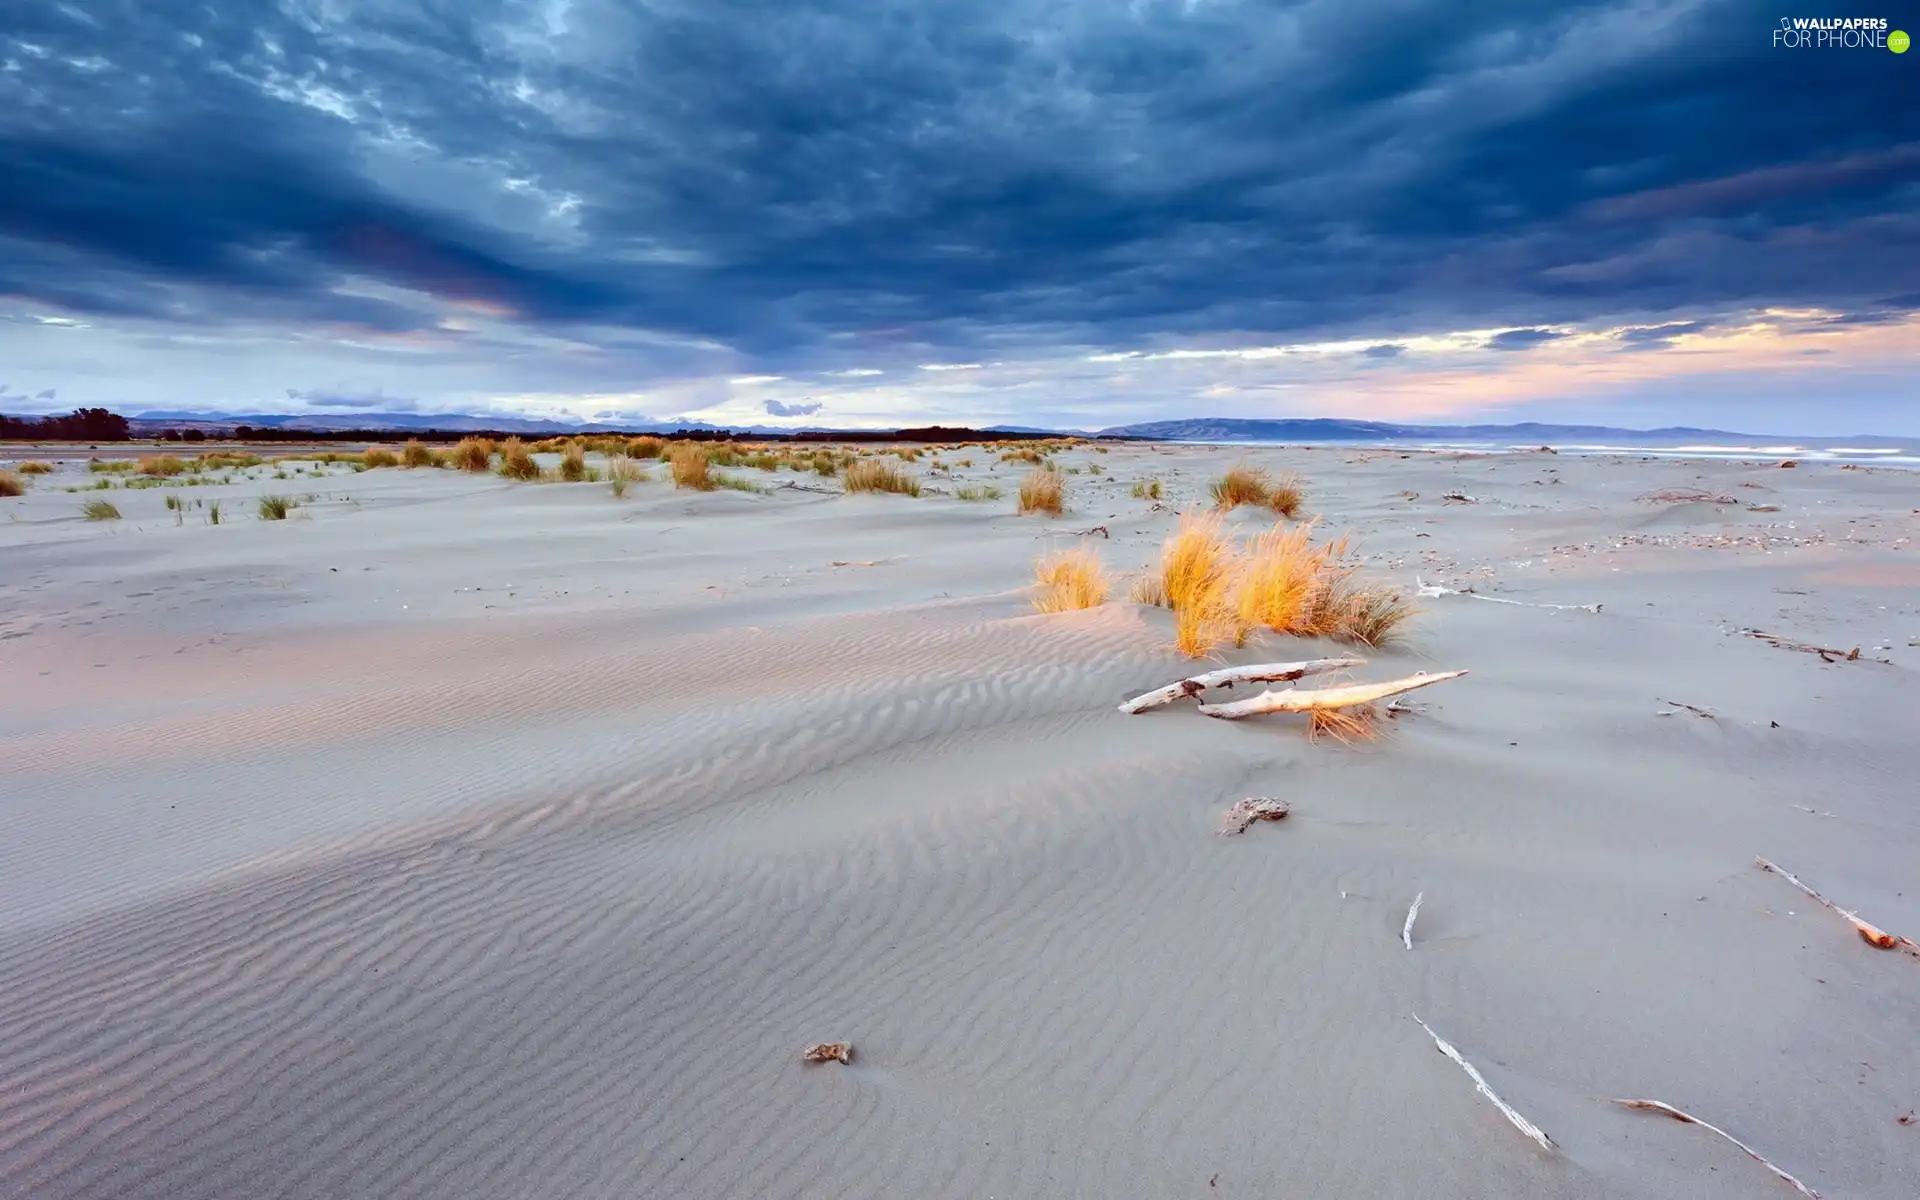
[1191, 440, 1920, 468]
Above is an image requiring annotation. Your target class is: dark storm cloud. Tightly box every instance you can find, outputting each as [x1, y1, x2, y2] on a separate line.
[764, 399, 825, 417]
[1617, 319, 1709, 348]
[1488, 328, 1566, 352]
[2, 0, 1916, 368]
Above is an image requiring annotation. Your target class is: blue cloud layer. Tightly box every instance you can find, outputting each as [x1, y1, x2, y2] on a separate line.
[2, 1, 1916, 424]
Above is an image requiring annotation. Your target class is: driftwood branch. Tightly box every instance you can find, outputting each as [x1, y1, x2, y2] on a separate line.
[1417, 576, 1601, 614]
[1119, 657, 1365, 714]
[1743, 630, 1865, 663]
[1755, 858, 1918, 955]
[1197, 670, 1468, 720]
[1613, 1099, 1820, 1198]
[1413, 1015, 1555, 1152]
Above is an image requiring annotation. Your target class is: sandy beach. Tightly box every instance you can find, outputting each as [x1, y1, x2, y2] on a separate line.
[2, 441, 1916, 1199]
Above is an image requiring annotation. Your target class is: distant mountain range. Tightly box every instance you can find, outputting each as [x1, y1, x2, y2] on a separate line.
[110, 410, 1907, 445]
[1095, 417, 1906, 446]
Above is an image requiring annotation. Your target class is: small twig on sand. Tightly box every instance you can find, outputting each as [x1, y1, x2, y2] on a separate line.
[1412, 1015, 1556, 1152]
[1403, 892, 1424, 950]
[1613, 1099, 1820, 1198]
[1119, 657, 1366, 714]
[1198, 670, 1468, 720]
[1417, 576, 1601, 614]
[1218, 797, 1290, 836]
[1791, 805, 1838, 819]
[1743, 630, 1867, 663]
[1755, 858, 1919, 956]
[1658, 699, 1716, 719]
[1075, 524, 1111, 539]
[802, 1042, 854, 1064]
[1441, 492, 1477, 503]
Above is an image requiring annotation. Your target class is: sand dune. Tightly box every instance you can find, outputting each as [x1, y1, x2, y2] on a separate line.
[2, 443, 1915, 1198]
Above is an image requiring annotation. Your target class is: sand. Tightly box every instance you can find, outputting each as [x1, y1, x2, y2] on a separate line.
[2, 442, 1916, 1199]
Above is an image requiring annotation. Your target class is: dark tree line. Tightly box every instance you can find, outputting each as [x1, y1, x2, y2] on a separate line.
[0, 407, 131, 441]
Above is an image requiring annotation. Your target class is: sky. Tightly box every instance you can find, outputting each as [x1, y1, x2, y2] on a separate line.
[2, 1, 1917, 435]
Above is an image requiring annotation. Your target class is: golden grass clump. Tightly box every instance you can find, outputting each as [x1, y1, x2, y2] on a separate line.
[16, 461, 54, 475]
[1308, 706, 1379, 744]
[361, 445, 400, 468]
[1000, 446, 1047, 465]
[401, 439, 434, 468]
[843, 458, 921, 496]
[89, 458, 135, 473]
[0, 469, 25, 497]
[1210, 462, 1271, 509]
[138, 454, 189, 477]
[628, 436, 666, 460]
[608, 455, 646, 497]
[669, 442, 716, 490]
[451, 437, 494, 472]
[1159, 510, 1240, 658]
[1032, 546, 1109, 613]
[1017, 466, 1065, 516]
[559, 440, 588, 482]
[83, 498, 122, 520]
[1233, 522, 1332, 646]
[498, 436, 541, 481]
[1131, 478, 1163, 500]
[1266, 471, 1305, 518]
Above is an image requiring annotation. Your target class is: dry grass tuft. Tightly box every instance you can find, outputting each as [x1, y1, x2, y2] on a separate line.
[628, 436, 666, 460]
[0, 469, 25, 497]
[669, 442, 716, 490]
[559, 440, 588, 482]
[1210, 462, 1270, 508]
[451, 437, 494, 472]
[1160, 511, 1240, 658]
[257, 494, 296, 520]
[843, 458, 921, 496]
[1032, 546, 1109, 612]
[953, 483, 1001, 501]
[498, 436, 541, 481]
[608, 455, 646, 497]
[361, 445, 400, 468]
[83, 498, 122, 520]
[1234, 522, 1332, 646]
[138, 454, 189, 477]
[1018, 466, 1065, 516]
[1332, 587, 1417, 648]
[401, 439, 434, 468]
[16, 461, 55, 475]
[1308, 705, 1379, 744]
[89, 458, 135, 473]
[1127, 571, 1168, 606]
[1267, 471, 1305, 518]
[1130, 478, 1163, 500]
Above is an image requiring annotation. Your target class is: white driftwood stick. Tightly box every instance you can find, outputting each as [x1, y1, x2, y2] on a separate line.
[1412, 1015, 1555, 1152]
[1416, 576, 1601, 613]
[1197, 670, 1468, 720]
[1755, 857, 1918, 954]
[1118, 657, 1365, 714]
[1613, 1099, 1820, 1198]
[1402, 892, 1424, 950]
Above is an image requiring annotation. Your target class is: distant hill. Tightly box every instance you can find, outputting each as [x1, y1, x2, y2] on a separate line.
[1096, 417, 1905, 446]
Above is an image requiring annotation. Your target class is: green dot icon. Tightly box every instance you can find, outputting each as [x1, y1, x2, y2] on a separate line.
[1893, 30, 1911, 53]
